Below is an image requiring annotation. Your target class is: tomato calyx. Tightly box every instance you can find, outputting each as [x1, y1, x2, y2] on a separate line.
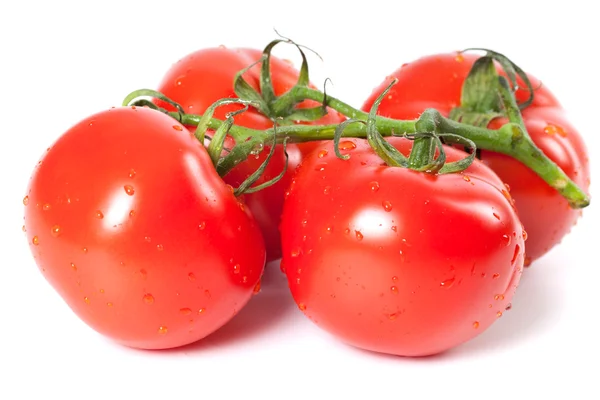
[449, 48, 536, 128]
[333, 79, 477, 174]
[234, 37, 330, 123]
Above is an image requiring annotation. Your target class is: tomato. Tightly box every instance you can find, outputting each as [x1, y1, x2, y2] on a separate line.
[23, 106, 265, 350]
[280, 137, 525, 356]
[155, 46, 345, 261]
[362, 53, 590, 264]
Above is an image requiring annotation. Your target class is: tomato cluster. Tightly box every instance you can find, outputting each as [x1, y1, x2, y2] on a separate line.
[22, 43, 589, 356]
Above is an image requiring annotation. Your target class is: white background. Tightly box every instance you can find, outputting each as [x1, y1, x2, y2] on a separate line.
[1, 1, 598, 399]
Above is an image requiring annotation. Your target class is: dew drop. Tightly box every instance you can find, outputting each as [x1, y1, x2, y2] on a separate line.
[188, 272, 196, 281]
[298, 303, 307, 311]
[198, 308, 206, 314]
[501, 234, 511, 246]
[22, 225, 26, 232]
[387, 312, 399, 320]
[156, 244, 164, 251]
[369, 181, 380, 192]
[338, 141, 357, 150]
[238, 202, 245, 212]
[493, 212, 501, 220]
[32, 236, 39, 245]
[455, 52, 465, 62]
[253, 281, 261, 294]
[173, 125, 183, 131]
[180, 308, 192, 315]
[70, 262, 77, 271]
[129, 210, 135, 217]
[95, 210, 104, 219]
[158, 326, 168, 334]
[242, 276, 248, 284]
[198, 221, 206, 230]
[463, 175, 471, 182]
[524, 256, 532, 267]
[494, 294, 505, 301]
[344, 228, 350, 235]
[473, 321, 480, 329]
[50, 225, 61, 237]
[522, 230, 528, 241]
[82, 247, 88, 253]
[505, 303, 512, 311]
[23, 196, 29, 206]
[355, 230, 364, 241]
[143, 294, 155, 304]
[492, 273, 500, 279]
[497, 311, 503, 318]
[43, 203, 51, 211]
[323, 185, 331, 195]
[290, 248, 301, 257]
[391, 226, 397, 232]
[504, 183, 511, 192]
[392, 276, 398, 282]
[107, 302, 113, 307]
[129, 169, 136, 178]
[440, 277, 455, 288]
[317, 149, 328, 158]
[124, 185, 135, 196]
[544, 124, 567, 137]
[325, 226, 333, 234]
[144, 236, 151, 243]
[233, 264, 241, 274]
[390, 286, 399, 294]
[511, 244, 521, 265]
[314, 163, 327, 172]
[84, 297, 90, 304]
[382, 200, 393, 212]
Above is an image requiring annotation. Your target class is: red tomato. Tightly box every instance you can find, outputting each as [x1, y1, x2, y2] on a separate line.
[155, 46, 345, 261]
[362, 53, 590, 264]
[23, 106, 265, 350]
[280, 137, 525, 356]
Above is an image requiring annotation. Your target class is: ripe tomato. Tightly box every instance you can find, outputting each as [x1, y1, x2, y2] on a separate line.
[155, 46, 345, 261]
[23, 106, 265, 350]
[280, 137, 525, 356]
[361, 53, 590, 264]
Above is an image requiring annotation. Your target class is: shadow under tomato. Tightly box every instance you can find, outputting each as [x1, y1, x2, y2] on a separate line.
[167, 259, 294, 352]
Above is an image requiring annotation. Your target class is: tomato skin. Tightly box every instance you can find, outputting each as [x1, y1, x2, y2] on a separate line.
[155, 47, 345, 261]
[280, 138, 524, 356]
[362, 53, 590, 264]
[23, 107, 265, 350]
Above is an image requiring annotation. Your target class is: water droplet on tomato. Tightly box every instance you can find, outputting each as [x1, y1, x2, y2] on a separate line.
[524, 256, 532, 267]
[455, 52, 465, 62]
[129, 210, 135, 217]
[70, 262, 77, 272]
[314, 163, 327, 172]
[198, 308, 206, 314]
[180, 308, 192, 315]
[43, 203, 51, 211]
[298, 303, 307, 311]
[338, 141, 357, 150]
[390, 286, 399, 294]
[522, 230, 528, 241]
[369, 181, 380, 192]
[325, 226, 333, 234]
[156, 244, 164, 251]
[84, 296, 90, 304]
[32, 236, 39, 245]
[511, 244, 521, 265]
[544, 124, 567, 137]
[323, 185, 331, 195]
[463, 175, 471, 182]
[238, 202, 245, 212]
[440, 277, 455, 288]
[21, 225, 26, 232]
[50, 225, 61, 237]
[253, 281, 261, 294]
[187, 272, 196, 281]
[124, 185, 135, 196]
[290, 248, 301, 257]
[99, 288, 105, 294]
[23, 196, 29, 206]
[505, 303, 512, 311]
[344, 228, 350, 235]
[233, 264, 241, 274]
[107, 302, 113, 307]
[95, 210, 104, 219]
[129, 169, 136, 178]
[493, 212, 500, 220]
[501, 234, 511, 246]
[143, 294, 155, 304]
[387, 312, 399, 320]
[172, 125, 183, 131]
[318, 149, 328, 158]
[175, 75, 185, 86]
[492, 273, 500, 279]
[494, 294, 505, 301]
[355, 230, 364, 241]
[391, 226, 398, 232]
[473, 321, 480, 329]
[158, 326, 168, 334]
[504, 183, 511, 192]
[496, 311, 503, 318]
[392, 276, 398, 282]
[82, 247, 88, 253]
[382, 200, 393, 212]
